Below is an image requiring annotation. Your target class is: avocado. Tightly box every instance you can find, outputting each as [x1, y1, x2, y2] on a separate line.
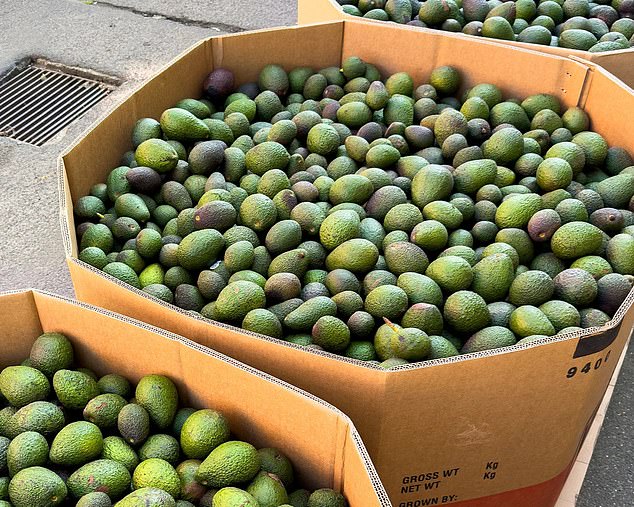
[135, 139, 179, 173]
[84, 394, 127, 429]
[307, 489, 347, 507]
[426, 256, 474, 293]
[102, 436, 139, 472]
[257, 448, 294, 488]
[132, 118, 162, 148]
[365, 284, 410, 320]
[259, 65, 289, 96]
[175, 460, 207, 503]
[139, 434, 180, 464]
[554, 268, 598, 306]
[325, 269, 361, 295]
[607, 234, 634, 274]
[117, 404, 150, 446]
[196, 441, 261, 488]
[509, 270, 555, 306]
[472, 253, 515, 302]
[495, 193, 542, 228]
[596, 273, 633, 315]
[539, 300, 581, 331]
[76, 491, 112, 507]
[482, 127, 524, 164]
[67, 459, 130, 499]
[580, 308, 611, 328]
[81, 224, 114, 254]
[374, 321, 431, 362]
[325, 239, 379, 274]
[135, 375, 178, 430]
[0, 366, 49, 408]
[536, 158, 574, 191]
[570, 255, 613, 280]
[7, 431, 49, 476]
[453, 159, 498, 194]
[482, 16, 516, 40]
[115, 487, 176, 507]
[461, 326, 517, 354]
[527, 209, 561, 242]
[434, 109, 468, 146]
[180, 409, 230, 460]
[8, 466, 67, 507]
[160, 108, 210, 142]
[177, 229, 224, 271]
[210, 487, 258, 507]
[8, 401, 64, 437]
[401, 303, 444, 335]
[550, 221, 603, 259]
[311, 316, 351, 352]
[443, 291, 491, 334]
[319, 210, 361, 250]
[284, 297, 337, 332]
[245, 142, 290, 176]
[509, 306, 556, 337]
[132, 458, 180, 498]
[52, 369, 99, 410]
[50, 421, 103, 467]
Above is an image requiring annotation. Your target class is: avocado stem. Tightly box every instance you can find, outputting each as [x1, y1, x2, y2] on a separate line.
[382, 317, 400, 333]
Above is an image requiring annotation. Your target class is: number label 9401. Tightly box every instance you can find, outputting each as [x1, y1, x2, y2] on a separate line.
[567, 351, 611, 379]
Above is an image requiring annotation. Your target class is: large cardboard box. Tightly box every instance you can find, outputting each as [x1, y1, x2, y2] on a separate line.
[59, 20, 634, 506]
[0, 290, 390, 506]
[298, 0, 634, 91]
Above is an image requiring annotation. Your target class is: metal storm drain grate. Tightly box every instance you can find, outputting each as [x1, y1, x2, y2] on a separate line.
[0, 62, 115, 146]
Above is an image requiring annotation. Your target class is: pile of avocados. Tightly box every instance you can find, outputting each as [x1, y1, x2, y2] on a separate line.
[0, 332, 346, 507]
[75, 56, 634, 368]
[336, 0, 634, 52]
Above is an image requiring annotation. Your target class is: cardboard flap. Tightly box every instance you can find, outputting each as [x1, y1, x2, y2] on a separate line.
[583, 52, 634, 94]
[0, 290, 43, 366]
[298, 0, 344, 24]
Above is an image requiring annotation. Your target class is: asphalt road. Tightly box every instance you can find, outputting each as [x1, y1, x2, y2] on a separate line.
[0, 1, 631, 505]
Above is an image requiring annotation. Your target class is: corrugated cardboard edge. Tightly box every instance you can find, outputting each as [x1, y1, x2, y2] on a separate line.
[554, 334, 630, 507]
[298, 0, 634, 90]
[0, 288, 392, 506]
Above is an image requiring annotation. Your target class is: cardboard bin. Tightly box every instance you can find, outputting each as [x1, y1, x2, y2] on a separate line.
[298, 0, 634, 91]
[0, 290, 390, 506]
[59, 20, 634, 506]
